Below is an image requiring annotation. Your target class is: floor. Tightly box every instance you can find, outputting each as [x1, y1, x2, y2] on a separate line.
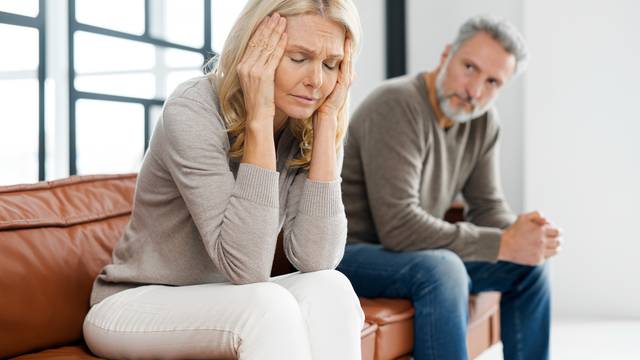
[476, 320, 640, 360]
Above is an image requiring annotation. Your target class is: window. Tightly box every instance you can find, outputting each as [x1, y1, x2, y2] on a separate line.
[68, 0, 212, 175]
[0, 0, 247, 185]
[0, 1, 45, 186]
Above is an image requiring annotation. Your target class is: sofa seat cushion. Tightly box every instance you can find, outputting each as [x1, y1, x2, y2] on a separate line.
[11, 345, 101, 359]
[360, 298, 414, 360]
[469, 292, 501, 326]
[467, 292, 501, 358]
[361, 292, 501, 360]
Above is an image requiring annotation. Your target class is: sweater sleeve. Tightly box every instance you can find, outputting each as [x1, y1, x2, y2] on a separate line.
[281, 147, 348, 272]
[160, 97, 280, 284]
[462, 110, 516, 229]
[357, 94, 502, 261]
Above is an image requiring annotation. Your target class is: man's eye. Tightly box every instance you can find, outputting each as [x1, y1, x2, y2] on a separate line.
[324, 63, 336, 70]
[290, 57, 305, 63]
[465, 63, 474, 71]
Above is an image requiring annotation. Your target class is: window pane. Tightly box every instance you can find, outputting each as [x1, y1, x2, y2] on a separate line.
[75, 73, 155, 99]
[156, 48, 204, 98]
[75, 31, 155, 74]
[0, 24, 39, 71]
[76, 100, 144, 175]
[151, 0, 204, 48]
[148, 105, 163, 140]
[211, 0, 247, 52]
[0, 0, 39, 17]
[0, 79, 39, 185]
[164, 48, 204, 68]
[75, 0, 145, 35]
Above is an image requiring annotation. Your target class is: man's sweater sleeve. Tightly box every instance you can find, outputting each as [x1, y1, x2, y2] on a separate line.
[462, 110, 516, 229]
[160, 97, 280, 284]
[357, 95, 502, 261]
[282, 146, 348, 272]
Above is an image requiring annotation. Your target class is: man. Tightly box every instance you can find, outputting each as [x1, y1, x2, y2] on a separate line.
[338, 16, 562, 360]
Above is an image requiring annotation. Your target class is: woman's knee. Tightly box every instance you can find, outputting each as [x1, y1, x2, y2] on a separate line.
[284, 270, 364, 324]
[248, 282, 306, 326]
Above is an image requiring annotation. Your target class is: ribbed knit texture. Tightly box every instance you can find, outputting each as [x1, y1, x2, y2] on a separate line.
[299, 179, 343, 217]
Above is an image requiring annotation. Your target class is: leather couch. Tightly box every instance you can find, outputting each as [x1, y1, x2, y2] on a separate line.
[0, 174, 500, 359]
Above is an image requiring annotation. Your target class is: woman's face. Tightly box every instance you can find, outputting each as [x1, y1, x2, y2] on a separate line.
[274, 15, 346, 120]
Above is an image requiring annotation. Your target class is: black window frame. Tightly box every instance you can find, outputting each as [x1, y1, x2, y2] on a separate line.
[67, 0, 213, 175]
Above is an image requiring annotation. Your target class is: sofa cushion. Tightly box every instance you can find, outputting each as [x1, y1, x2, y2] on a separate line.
[361, 293, 500, 360]
[468, 292, 501, 358]
[10, 344, 101, 359]
[360, 298, 414, 360]
[0, 175, 137, 358]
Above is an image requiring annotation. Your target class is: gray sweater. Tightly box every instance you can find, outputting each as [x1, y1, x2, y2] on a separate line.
[90, 76, 347, 306]
[341, 73, 515, 261]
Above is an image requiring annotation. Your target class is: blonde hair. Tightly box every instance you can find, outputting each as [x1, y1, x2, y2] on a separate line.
[207, 0, 361, 168]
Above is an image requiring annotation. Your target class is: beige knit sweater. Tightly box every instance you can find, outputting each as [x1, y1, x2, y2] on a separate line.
[90, 76, 347, 306]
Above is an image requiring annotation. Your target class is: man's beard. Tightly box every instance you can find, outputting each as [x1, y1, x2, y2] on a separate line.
[435, 56, 494, 123]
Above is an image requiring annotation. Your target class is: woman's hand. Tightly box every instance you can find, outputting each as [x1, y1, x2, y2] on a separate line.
[308, 36, 353, 181]
[237, 13, 287, 129]
[238, 13, 287, 170]
[316, 36, 353, 124]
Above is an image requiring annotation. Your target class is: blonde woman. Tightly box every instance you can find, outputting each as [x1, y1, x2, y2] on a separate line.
[83, 0, 363, 359]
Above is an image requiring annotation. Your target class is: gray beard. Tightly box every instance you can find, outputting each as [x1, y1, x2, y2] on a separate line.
[435, 62, 494, 123]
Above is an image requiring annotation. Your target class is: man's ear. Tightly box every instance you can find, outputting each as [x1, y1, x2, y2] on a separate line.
[439, 44, 452, 67]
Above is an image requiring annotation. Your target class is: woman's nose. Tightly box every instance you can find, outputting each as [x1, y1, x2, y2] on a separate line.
[305, 63, 323, 88]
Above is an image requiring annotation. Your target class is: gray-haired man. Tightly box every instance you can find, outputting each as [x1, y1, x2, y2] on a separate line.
[338, 16, 562, 360]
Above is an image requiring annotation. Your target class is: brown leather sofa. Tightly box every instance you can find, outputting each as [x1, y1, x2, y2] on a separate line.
[0, 174, 500, 359]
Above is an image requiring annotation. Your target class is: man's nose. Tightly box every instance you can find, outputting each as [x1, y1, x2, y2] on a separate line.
[465, 77, 483, 100]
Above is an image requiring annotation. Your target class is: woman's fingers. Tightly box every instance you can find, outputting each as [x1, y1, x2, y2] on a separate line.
[340, 36, 353, 86]
[240, 14, 281, 69]
[240, 16, 269, 67]
[331, 37, 353, 105]
[260, 16, 287, 67]
[266, 32, 288, 72]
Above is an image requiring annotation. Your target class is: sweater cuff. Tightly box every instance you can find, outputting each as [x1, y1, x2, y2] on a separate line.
[472, 227, 503, 262]
[298, 178, 344, 217]
[233, 163, 279, 208]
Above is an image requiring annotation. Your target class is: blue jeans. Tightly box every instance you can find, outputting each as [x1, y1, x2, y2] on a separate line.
[337, 243, 550, 360]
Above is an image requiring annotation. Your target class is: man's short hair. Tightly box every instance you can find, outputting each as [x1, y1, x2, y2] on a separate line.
[452, 15, 528, 76]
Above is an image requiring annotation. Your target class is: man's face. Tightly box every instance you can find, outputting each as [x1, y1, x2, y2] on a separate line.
[435, 31, 516, 123]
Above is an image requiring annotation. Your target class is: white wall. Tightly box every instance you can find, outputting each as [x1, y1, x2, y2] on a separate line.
[407, 0, 525, 213]
[524, 0, 640, 319]
[350, 0, 385, 111]
[353, 0, 640, 321]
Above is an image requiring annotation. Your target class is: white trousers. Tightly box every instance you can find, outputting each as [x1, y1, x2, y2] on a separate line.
[83, 270, 364, 360]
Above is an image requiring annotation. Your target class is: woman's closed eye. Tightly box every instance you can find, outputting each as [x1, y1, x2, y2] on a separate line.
[323, 62, 337, 70]
[289, 56, 338, 70]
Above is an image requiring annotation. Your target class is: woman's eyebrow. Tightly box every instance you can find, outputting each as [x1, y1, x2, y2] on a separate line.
[287, 44, 343, 59]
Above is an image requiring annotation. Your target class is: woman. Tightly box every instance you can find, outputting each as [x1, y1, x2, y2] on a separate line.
[83, 0, 363, 359]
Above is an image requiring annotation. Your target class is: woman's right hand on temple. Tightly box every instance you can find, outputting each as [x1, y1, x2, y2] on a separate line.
[237, 13, 287, 130]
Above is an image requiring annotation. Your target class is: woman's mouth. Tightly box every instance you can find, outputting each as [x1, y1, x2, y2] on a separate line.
[291, 94, 317, 104]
